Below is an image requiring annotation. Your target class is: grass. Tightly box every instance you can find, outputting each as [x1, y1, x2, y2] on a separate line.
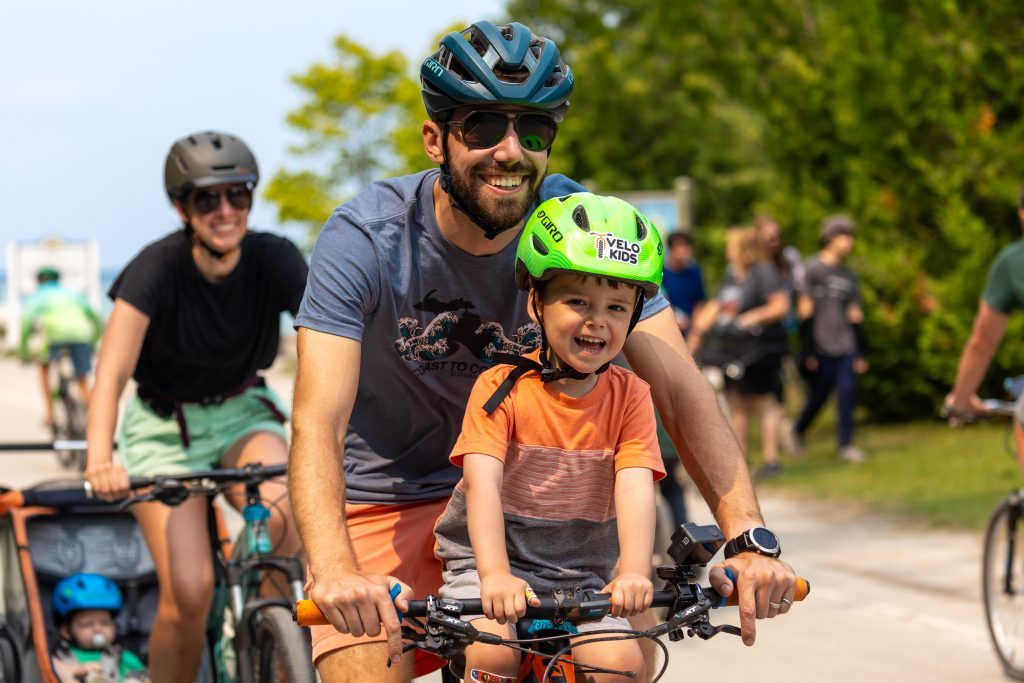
[748, 411, 1021, 530]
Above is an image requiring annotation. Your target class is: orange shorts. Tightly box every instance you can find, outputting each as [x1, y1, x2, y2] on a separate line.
[310, 498, 448, 675]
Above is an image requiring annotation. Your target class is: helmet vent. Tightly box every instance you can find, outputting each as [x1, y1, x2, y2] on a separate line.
[572, 205, 590, 232]
[212, 164, 235, 171]
[532, 235, 549, 255]
[634, 214, 648, 240]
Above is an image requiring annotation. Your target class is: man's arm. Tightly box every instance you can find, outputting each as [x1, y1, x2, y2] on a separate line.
[624, 307, 761, 536]
[623, 307, 797, 645]
[948, 300, 1009, 412]
[289, 327, 407, 664]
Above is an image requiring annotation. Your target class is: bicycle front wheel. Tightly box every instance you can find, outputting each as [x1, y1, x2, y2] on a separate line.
[251, 605, 315, 683]
[983, 495, 1024, 680]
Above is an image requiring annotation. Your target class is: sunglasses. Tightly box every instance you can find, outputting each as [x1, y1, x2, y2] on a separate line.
[449, 110, 559, 152]
[189, 185, 253, 215]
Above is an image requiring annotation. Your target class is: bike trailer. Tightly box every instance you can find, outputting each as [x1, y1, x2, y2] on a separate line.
[0, 481, 164, 682]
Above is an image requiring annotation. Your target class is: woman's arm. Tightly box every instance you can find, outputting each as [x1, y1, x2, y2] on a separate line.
[85, 299, 149, 499]
[738, 291, 790, 328]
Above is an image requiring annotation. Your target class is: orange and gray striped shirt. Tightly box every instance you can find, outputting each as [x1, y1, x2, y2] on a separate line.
[434, 354, 665, 593]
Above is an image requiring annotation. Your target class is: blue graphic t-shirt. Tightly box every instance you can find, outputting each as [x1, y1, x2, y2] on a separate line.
[296, 169, 669, 503]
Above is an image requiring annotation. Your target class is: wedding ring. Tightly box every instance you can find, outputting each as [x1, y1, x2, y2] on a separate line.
[768, 601, 782, 610]
[781, 597, 793, 606]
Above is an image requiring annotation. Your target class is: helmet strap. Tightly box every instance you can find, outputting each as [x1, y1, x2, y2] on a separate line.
[184, 222, 235, 262]
[439, 127, 513, 241]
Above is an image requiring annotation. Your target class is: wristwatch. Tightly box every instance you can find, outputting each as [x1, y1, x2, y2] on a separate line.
[723, 527, 782, 559]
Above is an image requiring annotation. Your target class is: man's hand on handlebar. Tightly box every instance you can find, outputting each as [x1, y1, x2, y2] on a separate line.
[943, 392, 988, 426]
[307, 570, 411, 664]
[708, 554, 797, 646]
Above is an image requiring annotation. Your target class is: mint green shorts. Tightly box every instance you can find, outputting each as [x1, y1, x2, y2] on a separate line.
[119, 384, 289, 477]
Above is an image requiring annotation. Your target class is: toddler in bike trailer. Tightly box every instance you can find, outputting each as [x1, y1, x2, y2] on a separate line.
[433, 193, 667, 682]
[50, 573, 150, 683]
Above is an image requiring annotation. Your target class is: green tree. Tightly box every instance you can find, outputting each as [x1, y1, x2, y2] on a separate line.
[511, 0, 1024, 419]
[264, 36, 426, 236]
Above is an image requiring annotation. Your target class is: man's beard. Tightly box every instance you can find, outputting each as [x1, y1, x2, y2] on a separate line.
[448, 160, 544, 233]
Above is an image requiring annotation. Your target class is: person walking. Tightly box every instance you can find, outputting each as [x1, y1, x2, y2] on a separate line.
[793, 214, 870, 463]
[690, 227, 790, 478]
[661, 231, 706, 338]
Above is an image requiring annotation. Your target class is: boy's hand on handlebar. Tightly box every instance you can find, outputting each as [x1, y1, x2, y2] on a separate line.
[307, 570, 409, 664]
[84, 460, 131, 501]
[603, 572, 653, 617]
[709, 555, 797, 646]
[480, 572, 537, 625]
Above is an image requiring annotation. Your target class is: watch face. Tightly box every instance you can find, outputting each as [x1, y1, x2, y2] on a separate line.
[751, 527, 780, 551]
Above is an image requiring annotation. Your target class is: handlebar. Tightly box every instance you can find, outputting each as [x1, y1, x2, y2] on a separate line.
[293, 577, 811, 627]
[0, 462, 288, 513]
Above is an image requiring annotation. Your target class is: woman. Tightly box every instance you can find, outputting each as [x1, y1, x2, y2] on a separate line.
[85, 131, 308, 681]
[690, 227, 790, 478]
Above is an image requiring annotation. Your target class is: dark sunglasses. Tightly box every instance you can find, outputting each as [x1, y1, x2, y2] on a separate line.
[449, 110, 559, 152]
[189, 185, 253, 215]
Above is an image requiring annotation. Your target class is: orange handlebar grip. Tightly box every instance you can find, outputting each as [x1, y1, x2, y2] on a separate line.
[294, 599, 329, 626]
[723, 576, 810, 607]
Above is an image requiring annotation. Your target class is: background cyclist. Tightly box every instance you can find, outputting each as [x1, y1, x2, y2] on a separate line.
[433, 194, 670, 683]
[291, 21, 798, 683]
[84, 131, 308, 681]
[946, 183, 1024, 465]
[18, 266, 103, 428]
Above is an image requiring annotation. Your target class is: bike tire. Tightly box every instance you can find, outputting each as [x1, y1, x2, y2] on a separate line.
[983, 496, 1024, 680]
[251, 605, 315, 683]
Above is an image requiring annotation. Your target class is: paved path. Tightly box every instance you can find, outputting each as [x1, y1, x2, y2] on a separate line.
[0, 357, 1010, 681]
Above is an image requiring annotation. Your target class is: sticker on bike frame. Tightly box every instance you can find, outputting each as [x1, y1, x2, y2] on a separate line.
[470, 669, 515, 683]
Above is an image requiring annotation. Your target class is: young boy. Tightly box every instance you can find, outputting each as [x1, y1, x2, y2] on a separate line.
[51, 573, 149, 683]
[433, 193, 667, 683]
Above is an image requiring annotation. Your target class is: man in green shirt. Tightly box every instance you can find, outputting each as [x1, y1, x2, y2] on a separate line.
[946, 185, 1024, 467]
[18, 267, 103, 426]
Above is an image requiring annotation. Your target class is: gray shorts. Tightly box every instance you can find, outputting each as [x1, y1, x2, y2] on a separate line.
[1015, 395, 1024, 427]
[440, 569, 632, 634]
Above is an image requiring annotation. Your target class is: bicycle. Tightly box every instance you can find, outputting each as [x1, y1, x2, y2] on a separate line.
[3, 462, 314, 683]
[294, 522, 810, 683]
[945, 382, 1024, 680]
[48, 346, 88, 472]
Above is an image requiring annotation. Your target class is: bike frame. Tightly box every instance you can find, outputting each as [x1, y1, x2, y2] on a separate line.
[204, 476, 307, 682]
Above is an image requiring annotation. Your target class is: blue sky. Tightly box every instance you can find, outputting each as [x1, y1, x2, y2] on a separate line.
[1, 0, 503, 268]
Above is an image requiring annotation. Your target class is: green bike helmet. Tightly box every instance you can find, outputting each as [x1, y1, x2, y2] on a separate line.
[421, 21, 574, 122]
[516, 193, 664, 299]
[482, 194, 664, 412]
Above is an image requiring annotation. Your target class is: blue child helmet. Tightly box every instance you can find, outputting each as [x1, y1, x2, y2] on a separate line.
[53, 573, 123, 619]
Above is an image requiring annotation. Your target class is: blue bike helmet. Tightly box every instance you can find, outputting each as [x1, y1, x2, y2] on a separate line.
[53, 573, 123, 620]
[421, 21, 574, 122]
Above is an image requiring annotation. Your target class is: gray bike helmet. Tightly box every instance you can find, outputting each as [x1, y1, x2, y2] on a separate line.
[164, 131, 259, 201]
[421, 21, 574, 122]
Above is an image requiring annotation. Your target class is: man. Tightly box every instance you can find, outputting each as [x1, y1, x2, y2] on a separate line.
[290, 21, 799, 683]
[946, 185, 1024, 466]
[793, 214, 869, 463]
[661, 231, 706, 337]
[19, 266, 103, 427]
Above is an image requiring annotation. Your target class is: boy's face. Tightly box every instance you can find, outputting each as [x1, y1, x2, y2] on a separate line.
[532, 273, 638, 375]
[63, 609, 116, 649]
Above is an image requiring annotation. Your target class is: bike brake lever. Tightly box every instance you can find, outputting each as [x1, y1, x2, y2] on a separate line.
[118, 492, 155, 510]
[688, 621, 741, 640]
